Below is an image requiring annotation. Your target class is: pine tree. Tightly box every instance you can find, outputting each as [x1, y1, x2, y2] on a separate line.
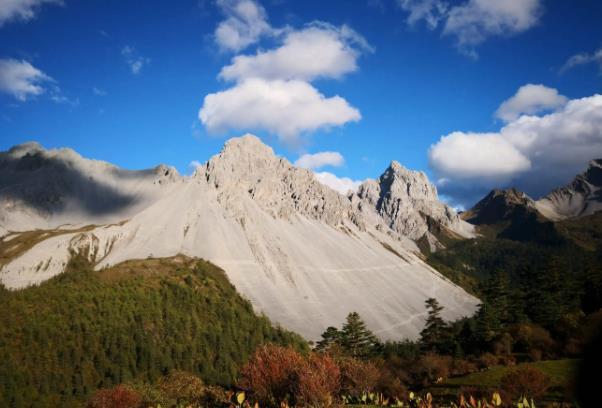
[339, 312, 379, 359]
[315, 326, 341, 353]
[419, 298, 448, 353]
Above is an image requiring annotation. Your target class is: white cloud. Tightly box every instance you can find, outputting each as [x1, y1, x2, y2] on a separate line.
[397, 0, 541, 57]
[214, 0, 273, 52]
[219, 23, 372, 82]
[429, 93, 602, 205]
[0, 0, 61, 27]
[199, 78, 361, 144]
[313, 171, 363, 195]
[0, 58, 52, 101]
[294, 151, 345, 170]
[203, 3, 368, 145]
[495, 84, 568, 122]
[121, 46, 150, 75]
[397, 0, 447, 29]
[443, 0, 541, 56]
[560, 47, 602, 74]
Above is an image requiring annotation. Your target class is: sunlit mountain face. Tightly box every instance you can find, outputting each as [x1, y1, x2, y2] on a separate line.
[1, 1, 601, 407]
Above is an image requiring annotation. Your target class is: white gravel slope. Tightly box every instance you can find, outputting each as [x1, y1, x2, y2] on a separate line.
[0, 135, 480, 340]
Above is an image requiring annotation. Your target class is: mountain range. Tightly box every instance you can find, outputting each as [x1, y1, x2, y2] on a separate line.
[1, 135, 600, 341]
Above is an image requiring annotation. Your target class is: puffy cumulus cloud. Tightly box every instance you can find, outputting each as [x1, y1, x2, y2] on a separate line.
[214, 0, 273, 52]
[313, 171, 363, 195]
[0, 0, 61, 27]
[429, 93, 602, 206]
[203, 3, 368, 144]
[560, 47, 602, 74]
[294, 151, 345, 170]
[199, 78, 361, 144]
[495, 84, 568, 122]
[397, 0, 541, 57]
[219, 23, 372, 82]
[397, 0, 447, 29]
[0, 58, 52, 101]
[121, 46, 150, 75]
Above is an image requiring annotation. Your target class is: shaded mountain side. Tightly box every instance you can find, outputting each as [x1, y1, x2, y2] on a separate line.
[462, 188, 565, 245]
[556, 211, 602, 251]
[0, 254, 307, 408]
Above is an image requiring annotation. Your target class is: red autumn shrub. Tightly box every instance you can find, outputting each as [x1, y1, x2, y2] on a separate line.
[87, 385, 142, 408]
[297, 353, 341, 407]
[239, 344, 305, 406]
[375, 367, 407, 399]
[500, 366, 550, 400]
[338, 357, 379, 398]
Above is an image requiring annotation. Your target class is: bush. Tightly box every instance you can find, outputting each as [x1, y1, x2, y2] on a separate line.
[451, 359, 478, 377]
[157, 371, 207, 406]
[412, 353, 452, 386]
[297, 353, 340, 407]
[477, 352, 499, 369]
[500, 366, 550, 400]
[338, 357, 379, 398]
[87, 385, 142, 408]
[239, 344, 305, 406]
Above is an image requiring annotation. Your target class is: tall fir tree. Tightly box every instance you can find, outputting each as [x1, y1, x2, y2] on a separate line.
[339, 312, 379, 359]
[419, 298, 448, 353]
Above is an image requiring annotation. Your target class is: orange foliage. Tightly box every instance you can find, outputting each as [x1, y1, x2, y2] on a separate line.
[338, 357, 379, 398]
[239, 344, 305, 405]
[297, 353, 340, 407]
[87, 385, 142, 408]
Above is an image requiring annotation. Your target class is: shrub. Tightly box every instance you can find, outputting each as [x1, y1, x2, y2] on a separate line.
[375, 368, 407, 400]
[297, 353, 340, 407]
[338, 357, 379, 398]
[239, 344, 305, 406]
[157, 371, 207, 406]
[477, 352, 499, 369]
[87, 385, 142, 408]
[451, 359, 478, 376]
[412, 353, 452, 386]
[500, 366, 550, 400]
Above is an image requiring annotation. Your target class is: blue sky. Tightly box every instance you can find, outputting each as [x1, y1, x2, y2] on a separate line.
[1, 0, 602, 207]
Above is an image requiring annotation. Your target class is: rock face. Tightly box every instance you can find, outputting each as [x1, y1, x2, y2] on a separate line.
[0, 135, 479, 340]
[463, 188, 538, 225]
[351, 161, 474, 252]
[536, 159, 602, 220]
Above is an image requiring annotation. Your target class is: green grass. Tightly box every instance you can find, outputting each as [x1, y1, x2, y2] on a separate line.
[444, 359, 578, 389]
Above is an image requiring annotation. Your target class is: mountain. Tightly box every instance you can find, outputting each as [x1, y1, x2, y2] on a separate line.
[536, 159, 602, 220]
[351, 161, 474, 252]
[461, 188, 562, 244]
[0, 135, 479, 340]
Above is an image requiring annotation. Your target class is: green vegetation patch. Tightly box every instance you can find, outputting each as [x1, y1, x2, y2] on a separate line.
[0, 254, 307, 407]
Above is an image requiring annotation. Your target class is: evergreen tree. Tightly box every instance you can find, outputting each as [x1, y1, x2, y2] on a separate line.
[339, 312, 379, 359]
[419, 298, 448, 353]
[315, 326, 341, 353]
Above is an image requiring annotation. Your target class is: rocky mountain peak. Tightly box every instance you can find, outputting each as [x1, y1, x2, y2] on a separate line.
[463, 188, 536, 225]
[535, 158, 602, 219]
[353, 161, 473, 252]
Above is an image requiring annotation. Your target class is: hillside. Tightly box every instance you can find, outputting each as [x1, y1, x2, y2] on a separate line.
[0, 254, 307, 407]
